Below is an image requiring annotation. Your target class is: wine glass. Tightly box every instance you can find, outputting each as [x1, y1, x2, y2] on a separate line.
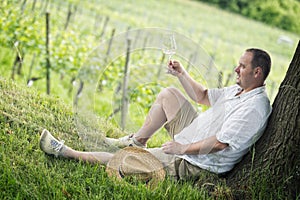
[162, 34, 177, 62]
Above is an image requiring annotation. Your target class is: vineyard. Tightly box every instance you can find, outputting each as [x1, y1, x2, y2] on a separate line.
[1, 0, 298, 135]
[1, 0, 299, 199]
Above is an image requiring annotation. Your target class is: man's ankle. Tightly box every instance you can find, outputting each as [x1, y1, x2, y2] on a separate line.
[133, 136, 147, 146]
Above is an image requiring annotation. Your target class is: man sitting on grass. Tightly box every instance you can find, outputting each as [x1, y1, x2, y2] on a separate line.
[40, 48, 272, 180]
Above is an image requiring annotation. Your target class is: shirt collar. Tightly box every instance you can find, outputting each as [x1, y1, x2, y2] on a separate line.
[227, 84, 266, 101]
[237, 85, 266, 101]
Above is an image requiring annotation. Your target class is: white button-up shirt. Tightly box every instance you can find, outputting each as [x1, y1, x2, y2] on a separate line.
[175, 84, 272, 174]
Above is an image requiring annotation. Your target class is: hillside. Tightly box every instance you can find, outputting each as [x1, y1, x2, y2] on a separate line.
[0, 78, 220, 199]
[1, 0, 299, 198]
[1, 0, 299, 105]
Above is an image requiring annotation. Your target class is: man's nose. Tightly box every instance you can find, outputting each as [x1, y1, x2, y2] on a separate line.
[234, 66, 240, 73]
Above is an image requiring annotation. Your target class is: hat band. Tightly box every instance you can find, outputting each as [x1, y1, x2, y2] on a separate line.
[118, 164, 151, 184]
[118, 166, 125, 179]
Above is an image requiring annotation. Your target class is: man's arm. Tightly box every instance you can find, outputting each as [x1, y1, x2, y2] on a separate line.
[168, 60, 210, 106]
[178, 71, 210, 106]
[162, 135, 228, 155]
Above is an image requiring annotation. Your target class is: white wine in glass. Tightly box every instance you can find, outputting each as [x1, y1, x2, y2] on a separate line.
[162, 34, 177, 61]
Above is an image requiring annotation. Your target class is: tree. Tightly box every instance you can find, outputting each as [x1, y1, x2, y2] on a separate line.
[226, 41, 300, 199]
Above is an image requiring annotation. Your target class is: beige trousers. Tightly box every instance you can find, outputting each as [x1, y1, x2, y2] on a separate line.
[147, 100, 209, 180]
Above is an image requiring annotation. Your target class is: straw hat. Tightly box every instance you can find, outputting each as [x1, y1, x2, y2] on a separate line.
[106, 146, 166, 187]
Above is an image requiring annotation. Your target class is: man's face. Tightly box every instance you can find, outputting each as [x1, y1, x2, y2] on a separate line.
[234, 51, 256, 91]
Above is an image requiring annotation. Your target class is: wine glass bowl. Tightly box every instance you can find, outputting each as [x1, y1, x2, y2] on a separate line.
[162, 34, 177, 61]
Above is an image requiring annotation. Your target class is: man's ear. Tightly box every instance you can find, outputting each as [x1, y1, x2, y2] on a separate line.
[254, 67, 263, 77]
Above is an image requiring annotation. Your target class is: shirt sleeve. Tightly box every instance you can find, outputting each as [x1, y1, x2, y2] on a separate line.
[208, 88, 224, 106]
[216, 106, 266, 150]
[208, 85, 239, 106]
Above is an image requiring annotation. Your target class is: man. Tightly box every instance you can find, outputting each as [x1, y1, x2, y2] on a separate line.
[40, 48, 272, 180]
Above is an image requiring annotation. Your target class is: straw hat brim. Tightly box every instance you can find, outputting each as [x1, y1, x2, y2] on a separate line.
[106, 146, 165, 187]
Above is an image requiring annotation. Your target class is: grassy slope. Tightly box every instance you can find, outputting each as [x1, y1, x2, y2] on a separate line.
[0, 78, 217, 199]
[1, 0, 298, 199]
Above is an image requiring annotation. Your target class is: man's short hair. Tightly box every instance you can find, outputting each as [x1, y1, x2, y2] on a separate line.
[246, 48, 271, 80]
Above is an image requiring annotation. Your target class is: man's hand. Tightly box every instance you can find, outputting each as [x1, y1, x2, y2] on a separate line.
[162, 136, 228, 155]
[162, 141, 188, 155]
[167, 60, 186, 77]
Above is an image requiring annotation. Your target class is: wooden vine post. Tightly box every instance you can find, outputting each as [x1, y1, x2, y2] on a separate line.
[64, 3, 72, 30]
[105, 28, 116, 63]
[45, 12, 51, 95]
[121, 39, 131, 130]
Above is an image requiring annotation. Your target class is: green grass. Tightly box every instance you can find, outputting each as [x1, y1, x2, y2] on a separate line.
[0, 78, 224, 199]
[0, 77, 287, 199]
[1, 0, 299, 198]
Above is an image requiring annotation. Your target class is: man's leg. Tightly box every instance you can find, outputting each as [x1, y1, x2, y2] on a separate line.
[105, 87, 191, 147]
[133, 87, 189, 145]
[62, 147, 113, 165]
[145, 98, 199, 180]
[40, 129, 113, 165]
